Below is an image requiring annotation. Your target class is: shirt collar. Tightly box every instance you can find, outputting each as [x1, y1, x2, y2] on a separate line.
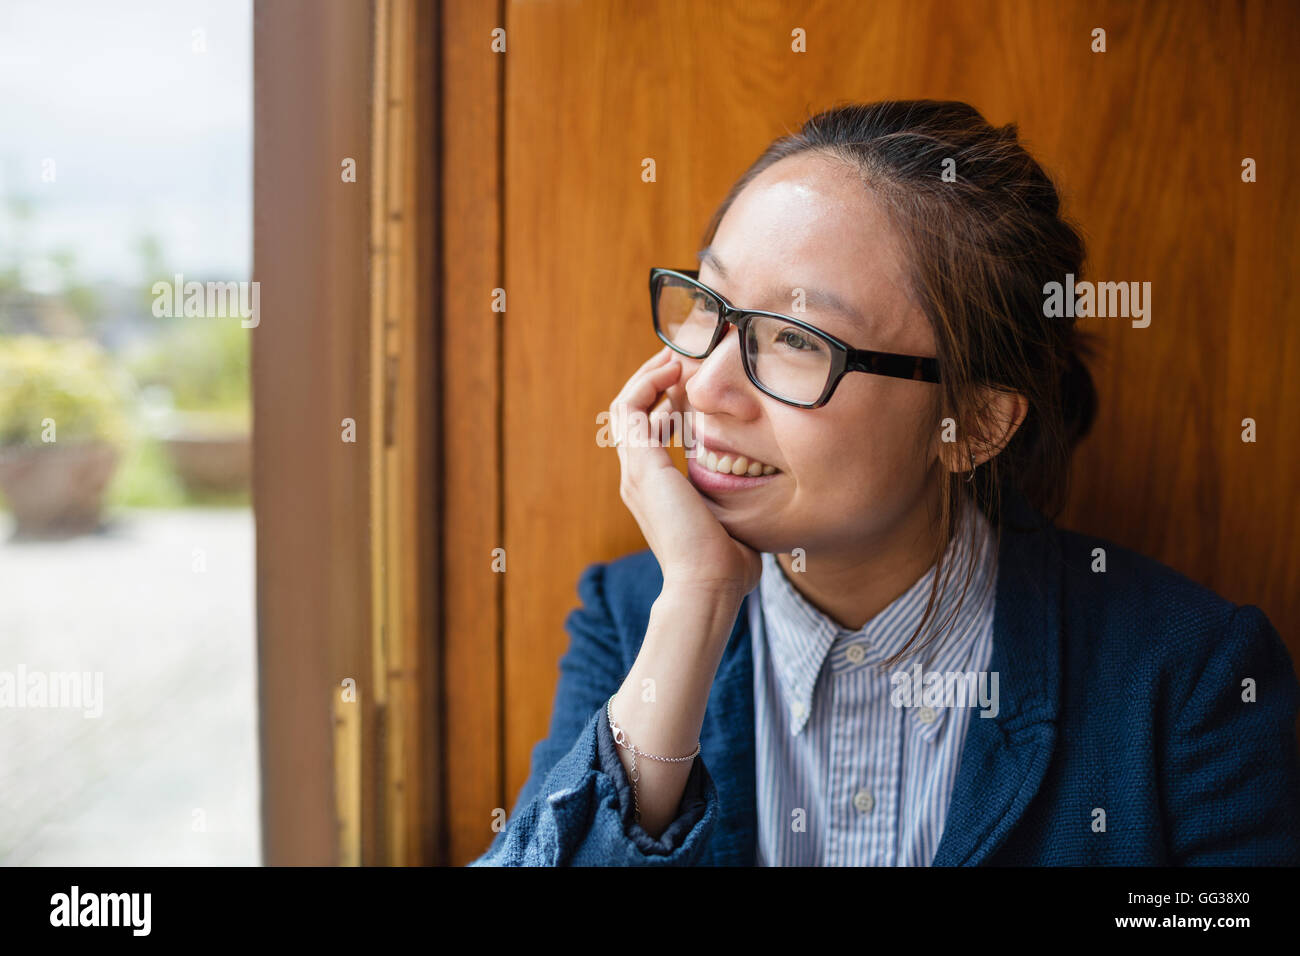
[757, 497, 998, 737]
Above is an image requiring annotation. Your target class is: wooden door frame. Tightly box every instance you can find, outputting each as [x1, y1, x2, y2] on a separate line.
[253, 0, 443, 866]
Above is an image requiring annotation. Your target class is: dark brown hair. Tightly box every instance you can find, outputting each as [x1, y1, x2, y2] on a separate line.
[699, 100, 1098, 664]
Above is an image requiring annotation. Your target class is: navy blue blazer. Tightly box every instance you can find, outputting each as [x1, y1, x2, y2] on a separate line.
[472, 488, 1300, 865]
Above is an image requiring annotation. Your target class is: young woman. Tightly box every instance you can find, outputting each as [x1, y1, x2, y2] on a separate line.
[471, 101, 1300, 866]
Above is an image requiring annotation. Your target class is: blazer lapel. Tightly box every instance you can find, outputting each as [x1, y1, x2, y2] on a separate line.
[930, 488, 1063, 866]
[702, 600, 758, 865]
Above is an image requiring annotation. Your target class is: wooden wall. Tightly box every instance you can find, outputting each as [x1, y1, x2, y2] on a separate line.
[442, 0, 1300, 864]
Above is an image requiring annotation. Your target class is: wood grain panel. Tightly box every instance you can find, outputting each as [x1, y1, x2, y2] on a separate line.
[442, 0, 505, 864]
[1216, 1, 1300, 635]
[443, 0, 1300, 860]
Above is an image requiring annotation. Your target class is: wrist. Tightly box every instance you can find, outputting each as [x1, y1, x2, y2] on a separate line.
[647, 584, 747, 661]
[658, 576, 751, 611]
[653, 585, 745, 634]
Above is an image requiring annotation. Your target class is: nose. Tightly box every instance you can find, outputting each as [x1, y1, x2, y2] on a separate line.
[682, 322, 757, 415]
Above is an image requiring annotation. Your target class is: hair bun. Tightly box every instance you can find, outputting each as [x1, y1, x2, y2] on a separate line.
[1060, 345, 1098, 447]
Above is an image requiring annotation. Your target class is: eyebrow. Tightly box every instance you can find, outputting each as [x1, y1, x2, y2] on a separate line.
[696, 246, 865, 325]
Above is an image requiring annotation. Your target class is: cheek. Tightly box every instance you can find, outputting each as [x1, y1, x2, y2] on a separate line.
[782, 391, 935, 500]
[868, 382, 939, 464]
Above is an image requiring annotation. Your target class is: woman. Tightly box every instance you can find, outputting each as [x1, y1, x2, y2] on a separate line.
[471, 101, 1300, 866]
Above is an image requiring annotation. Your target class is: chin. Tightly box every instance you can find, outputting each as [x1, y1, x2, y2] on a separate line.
[714, 515, 788, 556]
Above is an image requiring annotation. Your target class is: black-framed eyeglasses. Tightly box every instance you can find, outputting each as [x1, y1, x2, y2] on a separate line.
[649, 268, 941, 409]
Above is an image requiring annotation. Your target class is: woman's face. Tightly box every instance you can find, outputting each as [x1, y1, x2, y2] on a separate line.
[668, 151, 945, 559]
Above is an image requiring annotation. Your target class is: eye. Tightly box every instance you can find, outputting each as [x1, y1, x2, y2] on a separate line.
[776, 327, 820, 352]
[688, 290, 718, 313]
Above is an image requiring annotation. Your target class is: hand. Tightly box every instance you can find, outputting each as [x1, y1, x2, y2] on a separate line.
[609, 347, 762, 601]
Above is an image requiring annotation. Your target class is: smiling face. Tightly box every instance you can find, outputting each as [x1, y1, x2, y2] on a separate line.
[667, 150, 946, 562]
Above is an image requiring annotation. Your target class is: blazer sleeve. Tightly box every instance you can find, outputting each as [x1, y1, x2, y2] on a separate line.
[1161, 603, 1300, 865]
[467, 561, 720, 866]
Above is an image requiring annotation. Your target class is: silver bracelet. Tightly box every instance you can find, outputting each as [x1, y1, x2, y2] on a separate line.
[606, 694, 701, 826]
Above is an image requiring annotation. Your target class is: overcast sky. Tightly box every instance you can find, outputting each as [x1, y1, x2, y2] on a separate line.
[0, 0, 251, 288]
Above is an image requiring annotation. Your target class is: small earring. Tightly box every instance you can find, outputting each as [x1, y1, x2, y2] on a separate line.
[965, 450, 977, 483]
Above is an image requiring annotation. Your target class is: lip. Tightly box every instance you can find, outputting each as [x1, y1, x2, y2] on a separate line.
[687, 454, 780, 497]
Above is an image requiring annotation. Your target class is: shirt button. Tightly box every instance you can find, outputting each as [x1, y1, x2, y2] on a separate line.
[918, 706, 937, 724]
[845, 644, 866, 664]
[853, 790, 874, 813]
[791, 700, 805, 719]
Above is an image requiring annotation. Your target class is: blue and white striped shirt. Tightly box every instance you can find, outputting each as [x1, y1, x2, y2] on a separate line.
[749, 501, 998, 866]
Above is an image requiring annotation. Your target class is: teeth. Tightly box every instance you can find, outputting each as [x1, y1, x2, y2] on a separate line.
[696, 443, 778, 476]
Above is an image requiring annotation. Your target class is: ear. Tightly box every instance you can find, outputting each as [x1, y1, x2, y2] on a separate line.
[940, 387, 1029, 478]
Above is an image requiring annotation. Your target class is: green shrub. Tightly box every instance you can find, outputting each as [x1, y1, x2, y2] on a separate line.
[0, 335, 132, 447]
[106, 435, 187, 508]
[125, 319, 249, 415]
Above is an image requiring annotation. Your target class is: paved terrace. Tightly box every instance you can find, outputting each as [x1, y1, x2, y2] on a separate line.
[0, 508, 259, 865]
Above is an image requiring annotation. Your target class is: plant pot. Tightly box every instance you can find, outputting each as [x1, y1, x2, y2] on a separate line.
[160, 431, 251, 495]
[0, 441, 120, 538]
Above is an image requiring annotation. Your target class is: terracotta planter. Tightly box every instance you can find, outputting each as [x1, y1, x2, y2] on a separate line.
[161, 431, 251, 494]
[0, 441, 119, 538]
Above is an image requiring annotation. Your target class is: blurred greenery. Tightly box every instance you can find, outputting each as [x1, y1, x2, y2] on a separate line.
[0, 192, 251, 511]
[118, 318, 252, 506]
[0, 324, 254, 511]
[125, 318, 250, 420]
[106, 434, 186, 508]
[0, 335, 132, 446]
[106, 429, 250, 508]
